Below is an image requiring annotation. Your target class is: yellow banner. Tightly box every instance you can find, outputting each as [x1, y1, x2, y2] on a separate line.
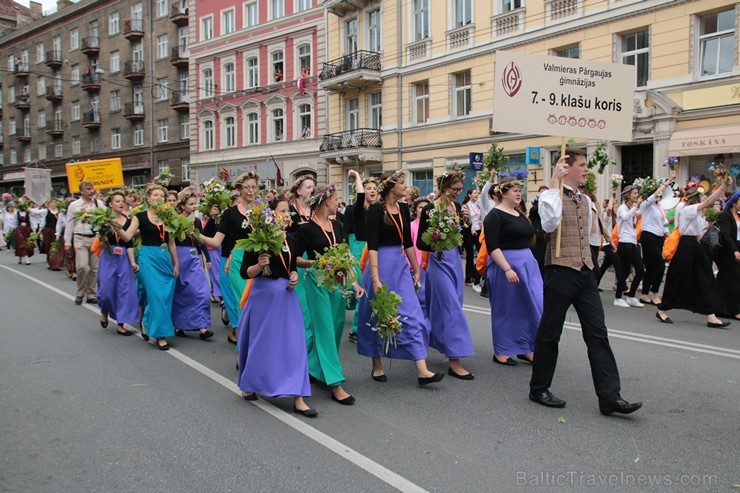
[66, 158, 124, 193]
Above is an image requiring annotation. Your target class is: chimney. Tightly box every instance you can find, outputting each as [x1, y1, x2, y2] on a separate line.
[29, 1, 43, 16]
[56, 0, 72, 10]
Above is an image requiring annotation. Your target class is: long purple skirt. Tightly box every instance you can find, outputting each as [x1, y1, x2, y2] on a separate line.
[172, 246, 211, 330]
[417, 269, 427, 315]
[207, 247, 222, 298]
[357, 246, 428, 360]
[97, 247, 140, 325]
[424, 247, 475, 359]
[237, 277, 311, 398]
[486, 248, 543, 356]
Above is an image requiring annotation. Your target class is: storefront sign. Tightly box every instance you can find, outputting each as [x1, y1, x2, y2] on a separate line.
[65, 158, 124, 192]
[525, 147, 541, 165]
[469, 152, 484, 171]
[493, 51, 636, 141]
[683, 84, 740, 111]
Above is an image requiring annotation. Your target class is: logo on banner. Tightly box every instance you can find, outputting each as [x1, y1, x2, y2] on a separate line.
[502, 61, 522, 97]
[469, 152, 484, 171]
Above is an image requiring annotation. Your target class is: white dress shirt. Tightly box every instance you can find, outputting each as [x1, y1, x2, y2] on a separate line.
[617, 203, 639, 245]
[63, 197, 105, 247]
[677, 205, 708, 236]
[479, 182, 497, 222]
[639, 195, 669, 237]
[537, 186, 593, 234]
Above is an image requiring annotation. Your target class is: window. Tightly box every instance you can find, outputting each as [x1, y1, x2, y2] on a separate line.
[10, 149, 17, 165]
[180, 113, 190, 139]
[134, 123, 144, 146]
[24, 148, 32, 163]
[9, 118, 15, 135]
[555, 45, 580, 59]
[181, 158, 190, 181]
[132, 2, 143, 20]
[133, 41, 143, 61]
[501, 0, 521, 13]
[272, 108, 284, 141]
[202, 68, 214, 98]
[72, 136, 81, 155]
[52, 36, 61, 54]
[369, 92, 382, 129]
[111, 90, 121, 111]
[412, 169, 434, 197]
[9, 86, 15, 104]
[297, 45, 311, 74]
[413, 0, 429, 41]
[222, 9, 235, 35]
[35, 43, 44, 63]
[55, 143, 63, 157]
[157, 0, 167, 17]
[414, 81, 429, 124]
[201, 16, 213, 41]
[620, 29, 649, 87]
[699, 9, 735, 77]
[38, 145, 46, 160]
[178, 26, 189, 56]
[454, 0, 472, 27]
[91, 136, 100, 153]
[158, 119, 169, 142]
[368, 10, 381, 52]
[156, 34, 168, 59]
[224, 116, 236, 147]
[37, 76, 46, 95]
[89, 19, 99, 37]
[179, 70, 189, 95]
[203, 120, 214, 150]
[271, 0, 284, 19]
[247, 112, 259, 144]
[245, 2, 257, 27]
[453, 71, 471, 117]
[346, 98, 359, 130]
[71, 100, 80, 121]
[246, 57, 259, 88]
[38, 110, 46, 128]
[71, 28, 79, 50]
[272, 51, 284, 82]
[21, 48, 28, 67]
[133, 84, 144, 108]
[297, 0, 311, 12]
[298, 104, 311, 138]
[345, 18, 358, 55]
[111, 128, 121, 149]
[223, 63, 235, 92]
[109, 12, 120, 35]
[157, 78, 169, 100]
[71, 64, 80, 84]
[110, 51, 120, 73]
[158, 160, 169, 174]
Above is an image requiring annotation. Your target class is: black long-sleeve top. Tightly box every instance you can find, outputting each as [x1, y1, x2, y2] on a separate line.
[484, 208, 535, 252]
[202, 216, 218, 238]
[287, 204, 311, 234]
[296, 219, 345, 260]
[717, 210, 739, 254]
[105, 217, 133, 248]
[45, 210, 59, 231]
[343, 203, 355, 237]
[365, 202, 413, 251]
[416, 201, 463, 252]
[136, 211, 170, 246]
[239, 234, 300, 280]
[217, 206, 253, 258]
[174, 216, 203, 256]
[352, 193, 369, 241]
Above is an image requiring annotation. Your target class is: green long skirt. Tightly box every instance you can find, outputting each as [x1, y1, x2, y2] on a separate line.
[347, 234, 366, 335]
[227, 248, 247, 323]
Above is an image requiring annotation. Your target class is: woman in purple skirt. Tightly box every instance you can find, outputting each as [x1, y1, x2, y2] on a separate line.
[410, 197, 431, 314]
[484, 177, 543, 366]
[97, 191, 139, 336]
[202, 204, 223, 304]
[172, 192, 213, 340]
[357, 170, 445, 386]
[416, 169, 476, 380]
[237, 196, 317, 418]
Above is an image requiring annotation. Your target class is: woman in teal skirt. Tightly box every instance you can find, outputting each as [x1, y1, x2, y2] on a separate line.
[287, 175, 316, 346]
[118, 185, 179, 350]
[297, 184, 365, 405]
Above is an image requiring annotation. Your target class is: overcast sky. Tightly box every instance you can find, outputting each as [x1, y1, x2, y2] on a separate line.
[17, 0, 67, 14]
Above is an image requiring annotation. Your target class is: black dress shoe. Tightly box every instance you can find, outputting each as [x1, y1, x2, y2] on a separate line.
[100, 318, 109, 329]
[348, 332, 358, 344]
[227, 336, 237, 345]
[117, 329, 133, 336]
[656, 312, 673, 324]
[599, 399, 642, 416]
[199, 330, 214, 340]
[371, 371, 387, 382]
[418, 372, 445, 386]
[494, 356, 518, 366]
[516, 354, 534, 363]
[242, 393, 258, 401]
[86, 297, 97, 304]
[447, 367, 475, 380]
[220, 307, 229, 326]
[529, 390, 566, 408]
[140, 324, 149, 341]
[331, 393, 355, 405]
[293, 406, 318, 418]
[175, 329, 186, 337]
[707, 320, 730, 328]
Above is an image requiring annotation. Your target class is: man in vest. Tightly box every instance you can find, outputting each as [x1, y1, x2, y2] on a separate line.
[529, 148, 642, 416]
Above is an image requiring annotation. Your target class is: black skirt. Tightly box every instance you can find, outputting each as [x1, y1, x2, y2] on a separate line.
[715, 241, 739, 317]
[659, 236, 718, 315]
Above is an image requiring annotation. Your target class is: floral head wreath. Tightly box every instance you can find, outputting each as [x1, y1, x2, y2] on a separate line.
[232, 170, 260, 189]
[362, 177, 379, 187]
[176, 191, 198, 210]
[494, 180, 525, 195]
[307, 184, 337, 210]
[684, 181, 704, 199]
[436, 165, 466, 189]
[621, 184, 637, 196]
[104, 189, 127, 206]
[289, 174, 316, 195]
[145, 184, 168, 198]
[377, 170, 405, 194]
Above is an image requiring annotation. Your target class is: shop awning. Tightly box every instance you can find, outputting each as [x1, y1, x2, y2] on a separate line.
[668, 125, 740, 157]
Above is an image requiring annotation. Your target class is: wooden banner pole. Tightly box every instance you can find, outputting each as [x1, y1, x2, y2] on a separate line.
[554, 137, 567, 258]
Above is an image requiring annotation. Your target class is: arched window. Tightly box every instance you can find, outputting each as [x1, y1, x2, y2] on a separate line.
[203, 120, 214, 150]
[202, 68, 213, 98]
[247, 112, 259, 144]
[246, 57, 259, 88]
[223, 63, 235, 93]
[224, 116, 235, 147]
[272, 108, 284, 141]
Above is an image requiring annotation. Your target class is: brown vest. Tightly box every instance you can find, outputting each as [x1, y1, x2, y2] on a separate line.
[545, 193, 594, 271]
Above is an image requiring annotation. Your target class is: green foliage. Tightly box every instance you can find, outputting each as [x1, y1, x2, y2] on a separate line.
[420, 202, 463, 261]
[74, 207, 121, 238]
[580, 172, 598, 198]
[476, 142, 509, 190]
[310, 242, 358, 291]
[635, 177, 660, 200]
[587, 143, 616, 175]
[703, 208, 721, 225]
[26, 231, 40, 250]
[233, 198, 288, 276]
[368, 285, 404, 355]
[150, 200, 199, 243]
[198, 179, 231, 217]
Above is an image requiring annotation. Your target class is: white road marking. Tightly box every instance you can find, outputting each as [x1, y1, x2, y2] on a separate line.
[2, 265, 429, 493]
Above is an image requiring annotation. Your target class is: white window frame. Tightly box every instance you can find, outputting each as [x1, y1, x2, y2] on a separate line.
[134, 123, 144, 146]
[156, 78, 169, 100]
[111, 128, 121, 149]
[72, 136, 81, 155]
[697, 9, 736, 78]
[71, 100, 81, 121]
[346, 98, 359, 131]
[345, 17, 358, 55]
[110, 50, 120, 73]
[452, 71, 471, 118]
[619, 29, 650, 88]
[245, 54, 259, 88]
[70, 28, 79, 50]
[10, 149, 17, 165]
[201, 16, 214, 41]
[222, 113, 237, 148]
[451, 0, 473, 28]
[202, 119, 215, 150]
[181, 158, 190, 181]
[296, 102, 312, 138]
[368, 92, 382, 129]
[8, 118, 16, 135]
[156, 34, 168, 59]
[55, 143, 64, 157]
[201, 64, 214, 98]
[294, 37, 312, 77]
[38, 144, 47, 160]
[37, 76, 46, 96]
[35, 42, 44, 64]
[412, 0, 429, 41]
[38, 110, 46, 128]
[158, 119, 169, 143]
[180, 113, 190, 140]
[24, 147, 32, 164]
[221, 8, 236, 35]
[244, 1, 258, 27]
[270, 0, 284, 20]
[222, 60, 236, 93]
[109, 12, 120, 35]
[111, 90, 121, 111]
[296, 0, 311, 12]
[71, 64, 80, 85]
[270, 107, 285, 142]
[270, 47, 284, 82]
[245, 110, 260, 145]
[156, 0, 167, 17]
[367, 9, 382, 53]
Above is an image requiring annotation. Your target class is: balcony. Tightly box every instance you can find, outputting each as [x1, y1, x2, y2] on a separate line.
[170, 3, 188, 26]
[170, 91, 189, 111]
[491, 8, 524, 37]
[15, 130, 31, 143]
[406, 38, 431, 63]
[318, 51, 381, 93]
[13, 63, 30, 79]
[545, 0, 581, 22]
[45, 86, 63, 102]
[170, 46, 188, 67]
[123, 60, 145, 81]
[324, 0, 373, 17]
[445, 24, 474, 50]
[123, 19, 145, 41]
[46, 120, 64, 136]
[81, 74, 101, 92]
[319, 128, 382, 165]
[81, 36, 100, 56]
[82, 111, 101, 129]
[124, 102, 145, 121]
[45, 50, 63, 68]
[13, 96, 30, 111]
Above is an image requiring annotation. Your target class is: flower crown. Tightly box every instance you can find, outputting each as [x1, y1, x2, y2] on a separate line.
[494, 180, 525, 195]
[621, 184, 637, 196]
[377, 170, 405, 193]
[307, 184, 337, 209]
[362, 177, 379, 187]
[232, 170, 260, 189]
[290, 174, 315, 193]
[437, 165, 466, 188]
[176, 191, 198, 210]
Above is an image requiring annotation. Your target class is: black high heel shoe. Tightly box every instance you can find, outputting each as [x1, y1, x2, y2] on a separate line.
[371, 371, 387, 382]
[220, 307, 229, 326]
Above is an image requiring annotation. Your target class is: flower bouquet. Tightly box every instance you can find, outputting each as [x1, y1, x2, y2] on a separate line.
[421, 202, 463, 261]
[233, 199, 288, 276]
[74, 207, 121, 237]
[48, 237, 61, 258]
[476, 143, 509, 190]
[662, 156, 678, 170]
[2, 192, 12, 205]
[150, 200, 200, 243]
[703, 208, 721, 225]
[310, 242, 358, 296]
[708, 162, 733, 185]
[637, 177, 660, 200]
[587, 143, 616, 174]
[15, 198, 31, 212]
[368, 284, 404, 355]
[156, 167, 172, 186]
[610, 174, 624, 190]
[26, 231, 40, 250]
[198, 178, 231, 219]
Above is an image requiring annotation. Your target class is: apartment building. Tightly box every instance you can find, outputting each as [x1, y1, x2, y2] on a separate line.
[189, 0, 327, 188]
[0, 0, 191, 195]
[321, 0, 740, 200]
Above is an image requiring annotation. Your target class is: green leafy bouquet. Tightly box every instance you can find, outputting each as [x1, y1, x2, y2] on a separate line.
[4, 229, 15, 243]
[26, 231, 40, 250]
[476, 143, 509, 190]
[636, 177, 660, 200]
[150, 200, 200, 243]
[198, 178, 231, 219]
[48, 237, 61, 258]
[368, 284, 404, 355]
[580, 172, 598, 198]
[310, 242, 358, 295]
[234, 199, 288, 276]
[587, 143, 616, 174]
[15, 198, 31, 213]
[156, 167, 173, 186]
[74, 207, 121, 238]
[703, 208, 721, 225]
[421, 202, 463, 261]
[610, 174, 624, 190]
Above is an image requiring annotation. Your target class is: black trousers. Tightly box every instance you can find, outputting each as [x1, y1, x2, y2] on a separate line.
[463, 229, 481, 284]
[616, 242, 644, 298]
[530, 266, 622, 404]
[640, 231, 665, 295]
[597, 243, 622, 288]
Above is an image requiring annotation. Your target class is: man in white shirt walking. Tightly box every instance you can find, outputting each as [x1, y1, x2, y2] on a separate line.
[64, 181, 103, 305]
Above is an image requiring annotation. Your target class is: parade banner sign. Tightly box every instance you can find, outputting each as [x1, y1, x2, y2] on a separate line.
[493, 51, 636, 141]
[23, 167, 52, 205]
[66, 158, 124, 192]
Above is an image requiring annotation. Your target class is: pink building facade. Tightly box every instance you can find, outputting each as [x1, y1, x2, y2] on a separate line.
[189, 0, 326, 186]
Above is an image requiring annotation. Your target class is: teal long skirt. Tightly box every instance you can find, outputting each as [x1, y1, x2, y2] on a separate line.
[138, 245, 175, 339]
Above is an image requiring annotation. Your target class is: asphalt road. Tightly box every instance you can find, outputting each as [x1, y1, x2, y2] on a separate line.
[1, 250, 738, 492]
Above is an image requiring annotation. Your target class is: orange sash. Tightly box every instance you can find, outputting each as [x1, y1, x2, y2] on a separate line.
[239, 278, 254, 309]
[91, 237, 103, 257]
